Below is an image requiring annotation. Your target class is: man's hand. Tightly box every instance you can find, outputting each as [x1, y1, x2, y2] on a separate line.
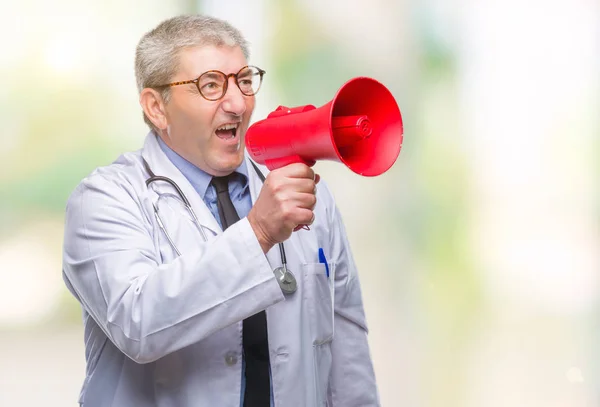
[247, 163, 320, 253]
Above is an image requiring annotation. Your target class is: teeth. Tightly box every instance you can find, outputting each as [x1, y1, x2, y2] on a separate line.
[216, 123, 238, 131]
[216, 123, 238, 140]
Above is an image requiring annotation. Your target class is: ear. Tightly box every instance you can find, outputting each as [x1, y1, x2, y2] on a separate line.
[140, 88, 168, 130]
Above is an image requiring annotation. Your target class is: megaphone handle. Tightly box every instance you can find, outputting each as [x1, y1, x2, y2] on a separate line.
[267, 156, 314, 231]
[249, 158, 311, 233]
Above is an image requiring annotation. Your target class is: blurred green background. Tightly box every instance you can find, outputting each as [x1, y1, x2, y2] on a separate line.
[0, 0, 598, 406]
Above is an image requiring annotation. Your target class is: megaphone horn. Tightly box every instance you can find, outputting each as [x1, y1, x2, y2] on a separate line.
[245, 77, 403, 176]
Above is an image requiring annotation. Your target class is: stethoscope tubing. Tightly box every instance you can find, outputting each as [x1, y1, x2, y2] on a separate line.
[142, 158, 296, 294]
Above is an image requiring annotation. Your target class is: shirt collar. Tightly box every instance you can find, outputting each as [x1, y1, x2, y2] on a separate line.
[155, 132, 248, 199]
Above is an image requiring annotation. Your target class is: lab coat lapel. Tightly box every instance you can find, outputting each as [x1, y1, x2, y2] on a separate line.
[141, 132, 222, 236]
[246, 156, 279, 268]
[246, 155, 268, 206]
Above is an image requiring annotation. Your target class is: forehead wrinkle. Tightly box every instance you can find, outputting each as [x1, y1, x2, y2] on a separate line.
[176, 45, 249, 86]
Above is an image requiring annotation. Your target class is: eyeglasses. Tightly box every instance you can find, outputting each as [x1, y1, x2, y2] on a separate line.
[157, 65, 266, 101]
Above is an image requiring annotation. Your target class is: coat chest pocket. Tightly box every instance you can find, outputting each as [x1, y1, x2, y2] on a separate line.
[302, 262, 335, 345]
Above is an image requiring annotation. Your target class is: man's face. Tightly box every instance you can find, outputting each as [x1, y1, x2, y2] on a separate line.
[160, 45, 255, 176]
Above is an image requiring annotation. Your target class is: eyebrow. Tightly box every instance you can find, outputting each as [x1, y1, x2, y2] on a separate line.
[200, 72, 223, 80]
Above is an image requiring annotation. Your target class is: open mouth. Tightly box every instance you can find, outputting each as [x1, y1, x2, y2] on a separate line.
[215, 123, 239, 140]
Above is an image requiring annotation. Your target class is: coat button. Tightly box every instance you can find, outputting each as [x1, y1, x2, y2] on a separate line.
[224, 352, 238, 366]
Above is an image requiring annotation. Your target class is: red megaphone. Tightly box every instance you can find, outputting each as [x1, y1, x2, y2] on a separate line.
[245, 77, 403, 176]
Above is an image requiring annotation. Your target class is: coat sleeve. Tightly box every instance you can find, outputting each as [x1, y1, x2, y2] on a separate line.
[322, 185, 381, 406]
[62, 172, 285, 364]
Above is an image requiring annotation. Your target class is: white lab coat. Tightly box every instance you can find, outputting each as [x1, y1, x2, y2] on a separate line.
[62, 133, 379, 407]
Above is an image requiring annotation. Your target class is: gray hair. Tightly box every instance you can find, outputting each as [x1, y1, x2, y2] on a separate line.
[135, 15, 250, 128]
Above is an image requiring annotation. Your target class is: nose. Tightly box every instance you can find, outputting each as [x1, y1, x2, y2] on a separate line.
[220, 77, 247, 116]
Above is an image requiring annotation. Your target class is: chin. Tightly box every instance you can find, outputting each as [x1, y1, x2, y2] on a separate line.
[214, 153, 244, 174]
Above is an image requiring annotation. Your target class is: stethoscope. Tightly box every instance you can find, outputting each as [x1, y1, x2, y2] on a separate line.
[142, 158, 298, 295]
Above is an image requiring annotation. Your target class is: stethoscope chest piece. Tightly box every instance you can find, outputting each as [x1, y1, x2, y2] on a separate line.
[273, 266, 297, 295]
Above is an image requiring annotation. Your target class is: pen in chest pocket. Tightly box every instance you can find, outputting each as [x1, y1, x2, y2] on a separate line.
[318, 248, 329, 278]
